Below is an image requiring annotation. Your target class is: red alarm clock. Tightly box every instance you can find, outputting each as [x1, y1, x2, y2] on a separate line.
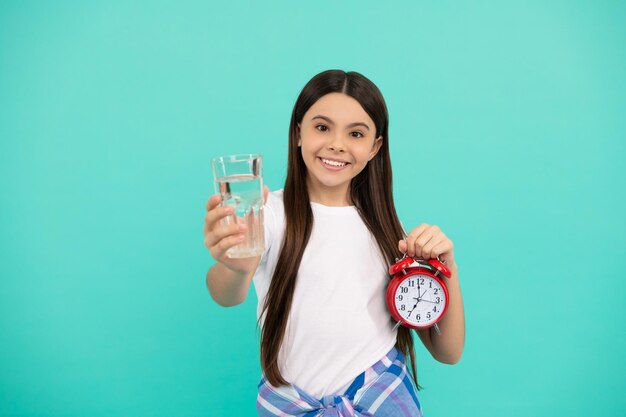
[386, 255, 452, 335]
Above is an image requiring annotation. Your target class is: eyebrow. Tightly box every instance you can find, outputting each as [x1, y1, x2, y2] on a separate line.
[311, 115, 370, 131]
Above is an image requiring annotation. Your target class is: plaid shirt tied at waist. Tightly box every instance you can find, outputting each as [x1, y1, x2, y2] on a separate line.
[256, 346, 424, 417]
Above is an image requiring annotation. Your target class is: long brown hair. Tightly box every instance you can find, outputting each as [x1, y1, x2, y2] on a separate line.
[257, 69, 420, 389]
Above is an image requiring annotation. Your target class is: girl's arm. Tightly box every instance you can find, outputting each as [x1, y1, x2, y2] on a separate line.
[206, 257, 261, 307]
[399, 224, 465, 364]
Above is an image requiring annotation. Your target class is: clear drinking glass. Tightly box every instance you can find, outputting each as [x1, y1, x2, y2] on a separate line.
[211, 154, 265, 258]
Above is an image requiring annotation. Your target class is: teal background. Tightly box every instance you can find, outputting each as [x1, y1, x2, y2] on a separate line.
[1, 1, 625, 416]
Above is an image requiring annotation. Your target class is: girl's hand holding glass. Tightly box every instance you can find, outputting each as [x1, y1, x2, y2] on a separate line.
[204, 185, 269, 273]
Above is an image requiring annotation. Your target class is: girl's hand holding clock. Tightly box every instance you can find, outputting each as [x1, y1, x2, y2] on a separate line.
[398, 223, 456, 269]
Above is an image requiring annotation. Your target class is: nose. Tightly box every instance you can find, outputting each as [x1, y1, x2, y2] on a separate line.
[327, 132, 346, 152]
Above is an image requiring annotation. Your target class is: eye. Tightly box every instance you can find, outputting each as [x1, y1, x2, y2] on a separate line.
[351, 131, 364, 138]
[315, 124, 329, 132]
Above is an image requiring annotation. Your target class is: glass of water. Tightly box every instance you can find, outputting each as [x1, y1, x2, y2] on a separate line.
[211, 154, 265, 258]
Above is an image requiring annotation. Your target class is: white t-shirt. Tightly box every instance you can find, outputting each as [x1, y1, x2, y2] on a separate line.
[252, 189, 398, 398]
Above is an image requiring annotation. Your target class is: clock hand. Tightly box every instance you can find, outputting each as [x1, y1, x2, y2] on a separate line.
[415, 285, 425, 300]
[407, 298, 419, 317]
[407, 282, 427, 318]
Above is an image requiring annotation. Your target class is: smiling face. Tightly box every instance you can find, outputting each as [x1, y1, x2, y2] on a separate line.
[297, 93, 383, 206]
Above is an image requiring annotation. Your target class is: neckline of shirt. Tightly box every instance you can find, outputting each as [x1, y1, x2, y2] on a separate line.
[272, 189, 357, 213]
[310, 201, 358, 214]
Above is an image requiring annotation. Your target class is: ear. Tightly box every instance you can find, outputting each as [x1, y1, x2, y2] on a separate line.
[368, 136, 383, 160]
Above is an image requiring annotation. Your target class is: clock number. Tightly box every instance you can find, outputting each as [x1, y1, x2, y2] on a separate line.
[419, 278, 424, 285]
[427, 312, 431, 319]
[401, 287, 408, 294]
[416, 314, 421, 321]
[434, 288, 439, 295]
[408, 280, 415, 287]
[436, 297, 440, 304]
[400, 304, 406, 311]
[433, 306, 438, 313]
[397, 295, 403, 301]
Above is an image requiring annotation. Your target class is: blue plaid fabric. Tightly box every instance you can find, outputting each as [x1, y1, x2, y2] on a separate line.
[256, 346, 423, 416]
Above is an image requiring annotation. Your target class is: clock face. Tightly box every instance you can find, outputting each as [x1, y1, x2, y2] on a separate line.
[394, 273, 447, 327]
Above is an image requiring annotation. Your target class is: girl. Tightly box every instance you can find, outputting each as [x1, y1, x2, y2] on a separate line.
[204, 70, 465, 416]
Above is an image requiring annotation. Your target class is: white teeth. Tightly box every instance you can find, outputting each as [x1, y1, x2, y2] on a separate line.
[321, 158, 347, 167]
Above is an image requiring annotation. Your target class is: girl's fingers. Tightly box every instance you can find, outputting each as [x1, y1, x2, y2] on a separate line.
[422, 236, 446, 260]
[431, 240, 454, 261]
[405, 224, 429, 257]
[204, 192, 257, 263]
[410, 226, 436, 259]
[401, 223, 454, 262]
[413, 233, 436, 259]
[206, 194, 222, 211]
[212, 233, 246, 258]
[405, 224, 444, 259]
[204, 222, 247, 249]
[204, 204, 235, 236]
